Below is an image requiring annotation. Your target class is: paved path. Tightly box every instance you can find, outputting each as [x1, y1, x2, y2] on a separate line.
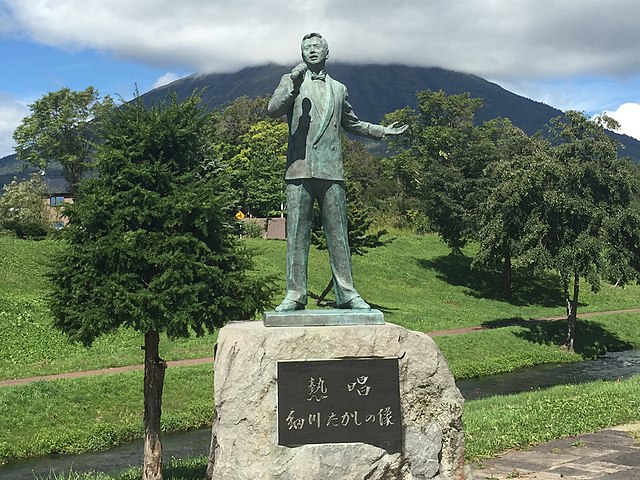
[471, 423, 640, 479]
[0, 357, 213, 387]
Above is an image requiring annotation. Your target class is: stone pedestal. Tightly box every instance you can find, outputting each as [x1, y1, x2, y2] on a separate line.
[206, 321, 466, 480]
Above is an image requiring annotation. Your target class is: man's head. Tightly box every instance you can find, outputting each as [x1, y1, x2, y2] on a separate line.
[301, 33, 329, 69]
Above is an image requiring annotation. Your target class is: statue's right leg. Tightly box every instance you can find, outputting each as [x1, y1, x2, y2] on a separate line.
[276, 180, 314, 311]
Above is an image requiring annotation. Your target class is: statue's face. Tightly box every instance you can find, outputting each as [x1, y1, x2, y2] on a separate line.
[301, 37, 328, 66]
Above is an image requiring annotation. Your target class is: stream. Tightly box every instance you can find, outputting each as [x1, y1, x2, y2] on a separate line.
[1, 349, 638, 479]
[0, 429, 211, 480]
[456, 348, 640, 400]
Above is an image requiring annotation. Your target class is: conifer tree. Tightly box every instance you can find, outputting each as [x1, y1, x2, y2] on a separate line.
[50, 93, 273, 480]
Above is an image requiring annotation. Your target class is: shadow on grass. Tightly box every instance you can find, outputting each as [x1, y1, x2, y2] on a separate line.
[367, 302, 400, 314]
[308, 291, 399, 314]
[417, 254, 565, 308]
[482, 317, 634, 358]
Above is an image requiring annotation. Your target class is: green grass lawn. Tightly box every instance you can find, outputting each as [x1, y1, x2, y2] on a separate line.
[19, 376, 640, 478]
[437, 313, 640, 378]
[0, 294, 218, 380]
[464, 376, 640, 461]
[0, 364, 213, 464]
[3, 234, 639, 380]
[0, 237, 219, 380]
[1, 234, 640, 472]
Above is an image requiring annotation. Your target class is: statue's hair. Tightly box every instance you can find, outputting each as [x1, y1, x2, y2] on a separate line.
[301, 32, 329, 52]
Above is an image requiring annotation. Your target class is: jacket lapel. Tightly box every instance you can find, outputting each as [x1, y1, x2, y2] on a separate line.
[312, 75, 336, 145]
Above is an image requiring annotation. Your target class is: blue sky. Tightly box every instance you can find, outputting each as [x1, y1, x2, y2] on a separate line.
[1, 0, 639, 158]
[0, 39, 173, 100]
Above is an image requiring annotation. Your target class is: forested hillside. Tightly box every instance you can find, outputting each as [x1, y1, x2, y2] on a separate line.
[2, 63, 640, 187]
[139, 63, 640, 161]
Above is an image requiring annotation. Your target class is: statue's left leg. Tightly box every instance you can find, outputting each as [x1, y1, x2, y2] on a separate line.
[318, 180, 360, 306]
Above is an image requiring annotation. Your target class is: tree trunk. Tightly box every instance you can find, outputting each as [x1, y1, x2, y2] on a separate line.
[316, 279, 335, 305]
[565, 273, 579, 352]
[143, 330, 167, 480]
[562, 276, 570, 318]
[502, 249, 512, 298]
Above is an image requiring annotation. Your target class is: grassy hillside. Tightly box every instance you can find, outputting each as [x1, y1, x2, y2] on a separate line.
[247, 234, 640, 330]
[0, 237, 217, 380]
[1, 234, 640, 381]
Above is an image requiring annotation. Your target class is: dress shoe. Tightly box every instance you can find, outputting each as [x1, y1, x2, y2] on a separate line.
[338, 296, 371, 310]
[275, 299, 305, 312]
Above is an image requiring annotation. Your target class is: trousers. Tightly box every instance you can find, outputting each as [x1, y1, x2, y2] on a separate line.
[283, 179, 358, 306]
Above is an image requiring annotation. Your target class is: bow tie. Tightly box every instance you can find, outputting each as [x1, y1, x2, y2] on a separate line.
[310, 71, 326, 81]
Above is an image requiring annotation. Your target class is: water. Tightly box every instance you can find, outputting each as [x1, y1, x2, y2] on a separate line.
[2, 350, 638, 479]
[0, 429, 211, 480]
[457, 348, 640, 401]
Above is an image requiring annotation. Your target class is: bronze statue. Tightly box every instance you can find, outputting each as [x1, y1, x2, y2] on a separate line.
[268, 33, 407, 312]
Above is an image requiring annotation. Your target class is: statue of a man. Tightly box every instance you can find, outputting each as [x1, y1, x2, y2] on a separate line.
[267, 32, 407, 312]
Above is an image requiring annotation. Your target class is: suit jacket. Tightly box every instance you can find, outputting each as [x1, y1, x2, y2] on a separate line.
[268, 71, 385, 181]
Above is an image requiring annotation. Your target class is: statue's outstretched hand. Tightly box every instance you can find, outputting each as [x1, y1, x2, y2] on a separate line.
[383, 121, 409, 136]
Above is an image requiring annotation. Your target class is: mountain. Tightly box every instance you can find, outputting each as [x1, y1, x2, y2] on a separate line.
[2, 63, 640, 187]
[139, 63, 640, 162]
[0, 153, 65, 191]
[142, 63, 559, 133]
[0, 154, 22, 187]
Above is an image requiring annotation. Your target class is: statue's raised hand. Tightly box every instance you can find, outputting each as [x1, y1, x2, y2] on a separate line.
[290, 63, 308, 83]
[383, 121, 409, 136]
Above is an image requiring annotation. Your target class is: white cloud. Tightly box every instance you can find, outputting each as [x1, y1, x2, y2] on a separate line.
[151, 72, 183, 90]
[2, 0, 640, 128]
[604, 103, 640, 141]
[0, 93, 29, 158]
[0, 5, 14, 35]
[2, 0, 640, 79]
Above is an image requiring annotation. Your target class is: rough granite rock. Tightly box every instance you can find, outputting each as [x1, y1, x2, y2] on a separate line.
[206, 321, 466, 480]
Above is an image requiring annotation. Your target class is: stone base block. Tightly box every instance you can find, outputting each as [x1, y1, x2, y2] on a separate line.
[206, 321, 466, 480]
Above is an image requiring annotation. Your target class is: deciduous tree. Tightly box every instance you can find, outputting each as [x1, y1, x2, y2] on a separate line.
[492, 112, 640, 350]
[227, 120, 287, 217]
[385, 90, 487, 253]
[472, 119, 550, 297]
[540, 112, 640, 350]
[13, 87, 113, 194]
[0, 173, 50, 238]
[342, 135, 403, 218]
[208, 96, 288, 218]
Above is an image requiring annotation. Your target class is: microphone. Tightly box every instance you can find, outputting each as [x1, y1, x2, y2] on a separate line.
[290, 63, 308, 81]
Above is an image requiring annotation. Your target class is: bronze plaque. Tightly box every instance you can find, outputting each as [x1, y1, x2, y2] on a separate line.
[277, 358, 402, 453]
